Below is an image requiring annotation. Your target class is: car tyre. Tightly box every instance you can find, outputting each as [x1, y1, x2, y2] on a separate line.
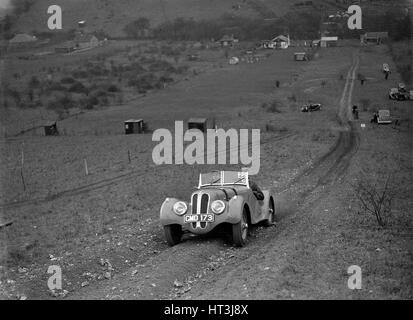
[232, 208, 249, 247]
[164, 225, 182, 246]
[263, 199, 275, 227]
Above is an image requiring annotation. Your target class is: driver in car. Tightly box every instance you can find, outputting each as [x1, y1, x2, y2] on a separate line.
[249, 180, 265, 201]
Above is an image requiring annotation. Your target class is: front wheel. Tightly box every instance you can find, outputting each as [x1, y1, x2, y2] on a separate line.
[232, 208, 249, 247]
[263, 199, 275, 227]
[164, 225, 182, 246]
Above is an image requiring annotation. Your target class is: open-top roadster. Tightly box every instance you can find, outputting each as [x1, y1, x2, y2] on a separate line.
[160, 171, 276, 247]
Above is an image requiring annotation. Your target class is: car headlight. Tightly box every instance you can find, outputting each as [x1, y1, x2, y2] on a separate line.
[173, 201, 187, 216]
[211, 200, 226, 214]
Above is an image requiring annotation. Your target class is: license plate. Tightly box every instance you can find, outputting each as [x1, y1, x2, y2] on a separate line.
[184, 214, 214, 223]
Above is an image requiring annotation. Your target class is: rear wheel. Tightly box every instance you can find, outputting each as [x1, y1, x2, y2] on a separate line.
[164, 225, 182, 246]
[232, 208, 249, 247]
[263, 199, 275, 227]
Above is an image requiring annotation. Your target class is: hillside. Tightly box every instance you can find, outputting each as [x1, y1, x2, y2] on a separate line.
[10, 0, 293, 37]
[10, 0, 408, 37]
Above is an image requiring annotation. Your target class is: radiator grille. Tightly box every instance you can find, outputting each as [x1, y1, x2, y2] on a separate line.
[200, 194, 209, 213]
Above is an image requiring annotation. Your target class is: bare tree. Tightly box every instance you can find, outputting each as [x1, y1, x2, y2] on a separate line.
[351, 171, 396, 227]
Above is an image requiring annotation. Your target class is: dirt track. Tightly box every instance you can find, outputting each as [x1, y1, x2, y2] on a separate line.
[68, 52, 361, 300]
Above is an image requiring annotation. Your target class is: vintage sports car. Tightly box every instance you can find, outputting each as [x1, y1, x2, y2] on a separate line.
[160, 171, 276, 247]
[301, 103, 321, 112]
[389, 88, 409, 101]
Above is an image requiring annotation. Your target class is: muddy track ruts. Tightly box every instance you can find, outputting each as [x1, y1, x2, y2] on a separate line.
[285, 54, 360, 197]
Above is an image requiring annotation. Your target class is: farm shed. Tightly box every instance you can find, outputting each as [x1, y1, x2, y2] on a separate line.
[320, 36, 338, 47]
[124, 119, 145, 134]
[294, 52, 308, 61]
[360, 32, 389, 45]
[188, 118, 208, 132]
[43, 121, 59, 136]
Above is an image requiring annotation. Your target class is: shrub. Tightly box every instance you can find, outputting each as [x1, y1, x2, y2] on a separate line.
[48, 82, 67, 92]
[351, 171, 397, 227]
[61, 77, 76, 84]
[47, 94, 75, 111]
[107, 84, 120, 92]
[159, 74, 174, 83]
[28, 75, 40, 88]
[148, 60, 176, 73]
[68, 82, 89, 94]
[265, 100, 282, 113]
[359, 98, 371, 112]
[72, 70, 89, 78]
[265, 123, 288, 133]
[288, 94, 297, 102]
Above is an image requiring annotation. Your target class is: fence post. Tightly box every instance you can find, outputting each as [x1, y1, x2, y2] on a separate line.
[21, 144, 26, 191]
[84, 159, 89, 176]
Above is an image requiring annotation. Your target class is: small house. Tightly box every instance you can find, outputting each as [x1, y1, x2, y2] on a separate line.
[320, 36, 338, 47]
[43, 121, 59, 136]
[124, 119, 145, 134]
[187, 118, 208, 132]
[270, 35, 290, 49]
[219, 35, 238, 47]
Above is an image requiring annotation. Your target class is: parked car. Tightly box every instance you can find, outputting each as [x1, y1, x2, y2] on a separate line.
[160, 171, 276, 247]
[389, 88, 409, 100]
[301, 103, 321, 112]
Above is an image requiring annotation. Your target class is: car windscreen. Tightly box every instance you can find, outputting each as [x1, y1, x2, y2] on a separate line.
[222, 171, 248, 185]
[199, 172, 222, 186]
[199, 171, 248, 186]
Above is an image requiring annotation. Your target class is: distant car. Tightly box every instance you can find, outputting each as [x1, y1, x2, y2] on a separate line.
[301, 103, 321, 112]
[229, 56, 239, 65]
[389, 88, 409, 100]
[160, 171, 276, 247]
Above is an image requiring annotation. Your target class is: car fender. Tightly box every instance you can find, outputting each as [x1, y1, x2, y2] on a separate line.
[227, 195, 247, 224]
[160, 197, 186, 226]
[256, 190, 275, 223]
